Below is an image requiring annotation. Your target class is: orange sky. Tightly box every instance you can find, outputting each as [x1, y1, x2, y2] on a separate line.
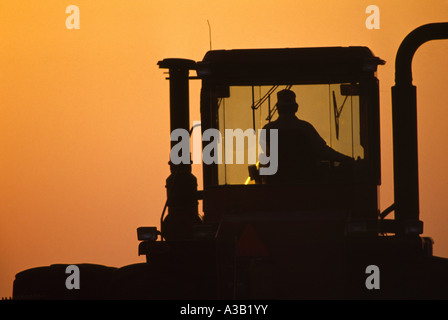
[1, 0, 448, 298]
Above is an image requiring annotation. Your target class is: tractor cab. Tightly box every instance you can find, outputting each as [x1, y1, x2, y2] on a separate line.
[151, 48, 387, 298]
[193, 47, 385, 232]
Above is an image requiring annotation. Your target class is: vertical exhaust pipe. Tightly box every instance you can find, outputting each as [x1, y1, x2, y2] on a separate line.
[158, 58, 201, 240]
[392, 23, 448, 235]
[158, 59, 196, 142]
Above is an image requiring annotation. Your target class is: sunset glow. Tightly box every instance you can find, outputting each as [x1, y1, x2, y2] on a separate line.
[1, 0, 448, 298]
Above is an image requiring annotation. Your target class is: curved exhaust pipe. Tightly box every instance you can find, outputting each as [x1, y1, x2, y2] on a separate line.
[392, 23, 448, 235]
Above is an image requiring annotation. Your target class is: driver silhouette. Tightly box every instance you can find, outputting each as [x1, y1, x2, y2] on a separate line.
[261, 89, 353, 183]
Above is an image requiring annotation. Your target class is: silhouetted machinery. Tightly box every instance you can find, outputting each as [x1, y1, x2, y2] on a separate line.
[12, 23, 448, 299]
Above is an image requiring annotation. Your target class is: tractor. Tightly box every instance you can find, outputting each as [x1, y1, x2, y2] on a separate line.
[12, 22, 448, 300]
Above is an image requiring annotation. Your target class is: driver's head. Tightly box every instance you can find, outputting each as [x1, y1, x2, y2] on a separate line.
[277, 89, 298, 115]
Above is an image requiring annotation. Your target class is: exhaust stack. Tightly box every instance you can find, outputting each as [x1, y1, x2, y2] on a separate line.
[158, 58, 201, 240]
[392, 23, 448, 235]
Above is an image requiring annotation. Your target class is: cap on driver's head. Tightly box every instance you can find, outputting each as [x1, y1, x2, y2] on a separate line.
[277, 89, 297, 106]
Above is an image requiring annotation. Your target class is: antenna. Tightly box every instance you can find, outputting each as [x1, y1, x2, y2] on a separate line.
[207, 20, 212, 50]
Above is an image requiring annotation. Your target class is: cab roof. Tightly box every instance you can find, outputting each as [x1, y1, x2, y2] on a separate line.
[196, 46, 385, 84]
